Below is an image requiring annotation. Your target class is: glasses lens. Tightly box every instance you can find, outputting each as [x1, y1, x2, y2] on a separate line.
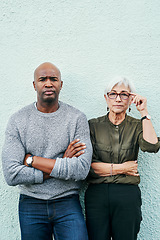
[108, 92, 117, 99]
[120, 93, 130, 100]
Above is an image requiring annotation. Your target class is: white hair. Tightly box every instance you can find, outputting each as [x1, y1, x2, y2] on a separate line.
[104, 76, 136, 95]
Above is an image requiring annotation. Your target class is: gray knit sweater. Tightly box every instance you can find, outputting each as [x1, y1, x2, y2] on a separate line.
[2, 101, 92, 200]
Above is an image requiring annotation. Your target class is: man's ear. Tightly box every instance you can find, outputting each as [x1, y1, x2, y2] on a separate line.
[60, 81, 63, 90]
[33, 81, 36, 91]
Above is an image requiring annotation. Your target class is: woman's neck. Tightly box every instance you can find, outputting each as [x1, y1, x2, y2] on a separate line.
[108, 111, 126, 125]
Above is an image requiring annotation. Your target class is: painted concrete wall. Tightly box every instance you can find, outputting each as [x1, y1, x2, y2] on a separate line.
[0, 0, 160, 239]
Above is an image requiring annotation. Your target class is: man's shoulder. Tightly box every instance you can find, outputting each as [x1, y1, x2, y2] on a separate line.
[60, 101, 86, 117]
[9, 103, 35, 121]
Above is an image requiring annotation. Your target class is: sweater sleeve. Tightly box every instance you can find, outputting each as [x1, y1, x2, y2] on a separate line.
[50, 113, 93, 181]
[2, 116, 43, 186]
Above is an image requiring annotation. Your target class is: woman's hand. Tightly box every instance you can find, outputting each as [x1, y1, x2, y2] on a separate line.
[63, 139, 86, 158]
[122, 161, 139, 176]
[130, 93, 148, 115]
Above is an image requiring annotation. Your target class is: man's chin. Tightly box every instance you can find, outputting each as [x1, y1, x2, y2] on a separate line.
[43, 97, 56, 104]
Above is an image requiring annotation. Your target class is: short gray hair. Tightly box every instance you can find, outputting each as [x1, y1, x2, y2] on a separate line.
[104, 76, 136, 95]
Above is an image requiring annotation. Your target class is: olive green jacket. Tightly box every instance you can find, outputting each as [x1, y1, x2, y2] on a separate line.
[87, 114, 160, 185]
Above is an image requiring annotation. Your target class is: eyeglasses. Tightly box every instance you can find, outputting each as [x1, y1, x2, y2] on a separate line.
[107, 91, 130, 100]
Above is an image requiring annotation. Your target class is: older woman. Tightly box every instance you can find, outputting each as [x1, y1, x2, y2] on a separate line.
[85, 77, 160, 240]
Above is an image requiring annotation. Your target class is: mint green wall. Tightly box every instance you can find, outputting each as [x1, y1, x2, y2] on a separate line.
[0, 1, 160, 239]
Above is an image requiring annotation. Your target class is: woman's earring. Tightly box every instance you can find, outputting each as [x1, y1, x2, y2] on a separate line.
[129, 107, 131, 112]
[107, 107, 109, 111]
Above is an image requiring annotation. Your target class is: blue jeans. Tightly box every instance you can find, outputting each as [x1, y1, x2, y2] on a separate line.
[19, 194, 88, 240]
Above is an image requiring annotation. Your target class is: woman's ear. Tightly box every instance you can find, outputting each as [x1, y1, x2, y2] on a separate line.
[104, 94, 107, 101]
[104, 95, 109, 111]
[128, 92, 134, 105]
[128, 95, 132, 112]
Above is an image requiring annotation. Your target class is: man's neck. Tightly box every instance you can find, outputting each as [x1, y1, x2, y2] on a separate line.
[36, 101, 59, 113]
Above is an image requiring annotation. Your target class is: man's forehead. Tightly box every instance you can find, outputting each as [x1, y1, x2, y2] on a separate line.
[34, 62, 61, 80]
[37, 68, 58, 76]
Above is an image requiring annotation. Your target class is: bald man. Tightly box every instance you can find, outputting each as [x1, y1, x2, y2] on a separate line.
[2, 62, 92, 240]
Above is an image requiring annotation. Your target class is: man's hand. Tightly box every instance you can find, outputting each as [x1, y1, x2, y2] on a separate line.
[43, 172, 51, 180]
[63, 139, 86, 158]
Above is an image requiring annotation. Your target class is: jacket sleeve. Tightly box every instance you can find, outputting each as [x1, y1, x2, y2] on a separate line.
[86, 120, 102, 179]
[138, 121, 160, 153]
[50, 113, 93, 181]
[139, 135, 160, 153]
[2, 116, 43, 186]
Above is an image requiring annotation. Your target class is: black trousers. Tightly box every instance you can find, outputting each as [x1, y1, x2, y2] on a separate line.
[85, 183, 142, 240]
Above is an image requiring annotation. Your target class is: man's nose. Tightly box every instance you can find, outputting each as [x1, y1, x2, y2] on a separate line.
[45, 78, 53, 87]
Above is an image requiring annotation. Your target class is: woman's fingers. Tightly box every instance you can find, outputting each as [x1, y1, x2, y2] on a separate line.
[130, 93, 147, 112]
[123, 161, 139, 176]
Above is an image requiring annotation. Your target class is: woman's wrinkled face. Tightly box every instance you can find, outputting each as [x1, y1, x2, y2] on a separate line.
[104, 83, 132, 114]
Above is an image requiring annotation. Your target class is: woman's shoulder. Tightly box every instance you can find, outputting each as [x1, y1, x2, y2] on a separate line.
[126, 115, 141, 124]
[89, 115, 107, 125]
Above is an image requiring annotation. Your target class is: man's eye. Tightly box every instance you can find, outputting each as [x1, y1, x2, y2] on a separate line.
[50, 77, 57, 81]
[39, 77, 46, 81]
[110, 93, 116, 96]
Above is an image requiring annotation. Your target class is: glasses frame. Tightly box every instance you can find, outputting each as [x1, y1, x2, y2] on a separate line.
[107, 91, 131, 100]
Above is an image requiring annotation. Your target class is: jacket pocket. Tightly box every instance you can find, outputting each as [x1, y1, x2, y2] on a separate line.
[121, 142, 136, 160]
[95, 143, 112, 162]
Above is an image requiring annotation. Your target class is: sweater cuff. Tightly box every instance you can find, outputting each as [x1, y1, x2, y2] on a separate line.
[34, 169, 44, 184]
[50, 158, 61, 178]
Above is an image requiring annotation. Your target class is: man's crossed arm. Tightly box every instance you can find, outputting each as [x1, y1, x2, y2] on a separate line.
[24, 139, 86, 180]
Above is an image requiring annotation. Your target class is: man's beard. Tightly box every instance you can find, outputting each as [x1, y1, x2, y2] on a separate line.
[42, 94, 57, 104]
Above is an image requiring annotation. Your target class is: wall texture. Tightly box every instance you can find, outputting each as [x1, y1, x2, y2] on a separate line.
[0, 0, 160, 239]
